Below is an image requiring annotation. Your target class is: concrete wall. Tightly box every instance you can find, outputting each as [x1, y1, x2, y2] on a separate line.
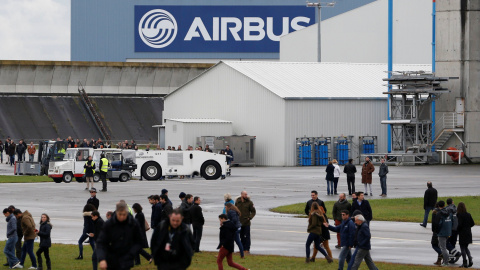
[0, 61, 211, 95]
[280, 0, 432, 64]
[436, 0, 480, 159]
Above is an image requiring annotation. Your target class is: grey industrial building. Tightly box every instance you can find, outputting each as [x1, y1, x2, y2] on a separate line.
[164, 61, 429, 166]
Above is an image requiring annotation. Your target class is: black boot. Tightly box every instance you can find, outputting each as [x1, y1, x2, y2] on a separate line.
[75, 255, 83, 260]
[46, 259, 51, 270]
[460, 259, 468, 268]
[468, 258, 473, 268]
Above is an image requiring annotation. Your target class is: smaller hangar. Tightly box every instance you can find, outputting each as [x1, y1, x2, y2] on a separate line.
[164, 61, 429, 166]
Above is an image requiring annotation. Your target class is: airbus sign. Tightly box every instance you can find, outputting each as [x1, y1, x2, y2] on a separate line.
[135, 6, 315, 53]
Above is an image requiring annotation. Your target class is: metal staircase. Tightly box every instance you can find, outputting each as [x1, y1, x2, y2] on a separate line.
[78, 82, 111, 143]
[430, 112, 464, 150]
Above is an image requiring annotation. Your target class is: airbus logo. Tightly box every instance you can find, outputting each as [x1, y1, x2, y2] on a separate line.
[138, 9, 178, 48]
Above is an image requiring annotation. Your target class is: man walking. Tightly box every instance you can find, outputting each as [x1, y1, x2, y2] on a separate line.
[190, 196, 205, 253]
[350, 192, 372, 225]
[235, 191, 256, 253]
[3, 208, 22, 269]
[436, 200, 453, 267]
[378, 158, 389, 197]
[19, 210, 37, 269]
[96, 202, 143, 270]
[361, 157, 375, 196]
[420, 181, 437, 228]
[180, 194, 194, 229]
[149, 195, 162, 230]
[99, 154, 108, 192]
[446, 198, 461, 263]
[343, 159, 357, 196]
[350, 215, 378, 270]
[324, 210, 355, 270]
[159, 195, 173, 222]
[13, 209, 23, 260]
[90, 210, 104, 270]
[332, 193, 352, 248]
[151, 209, 194, 270]
[305, 190, 327, 215]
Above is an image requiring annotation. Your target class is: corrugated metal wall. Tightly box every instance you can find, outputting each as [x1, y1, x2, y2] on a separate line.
[165, 121, 233, 149]
[284, 99, 388, 166]
[164, 63, 286, 166]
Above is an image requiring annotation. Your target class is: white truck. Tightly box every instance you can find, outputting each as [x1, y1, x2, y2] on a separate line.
[134, 150, 228, 180]
[48, 148, 136, 183]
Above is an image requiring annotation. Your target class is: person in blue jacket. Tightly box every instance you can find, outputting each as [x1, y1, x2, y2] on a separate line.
[324, 210, 356, 270]
[350, 215, 377, 270]
[436, 200, 453, 267]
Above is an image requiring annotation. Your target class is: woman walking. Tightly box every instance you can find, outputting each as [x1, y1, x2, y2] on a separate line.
[457, 202, 474, 268]
[225, 203, 244, 258]
[325, 161, 335, 195]
[36, 213, 52, 270]
[132, 203, 153, 265]
[305, 202, 333, 264]
[223, 193, 234, 214]
[310, 204, 333, 261]
[332, 159, 341, 195]
[75, 204, 96, 260]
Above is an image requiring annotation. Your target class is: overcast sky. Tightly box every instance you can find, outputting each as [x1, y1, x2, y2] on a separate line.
[0, 0, 70, 61]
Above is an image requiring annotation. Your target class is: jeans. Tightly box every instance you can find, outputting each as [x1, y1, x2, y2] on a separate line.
[78, 233, 95, 256]
[193, 225, 203, 252]
[432, 244, 442, 255]
[29, 154, 34, 162]
[10, 155, 15, 165]
[327, 180, 334, 195]
[217, 247, 246, 270]
[4, 235, 19, 268]
[240, 226, 251, 251]
[20, 239, 37, 268]
[460, 244, 472, 264]
[351, 248, 377, 270]
[92, 248, 97, 270]
[347, 176, 355, 195]
[364, 183, 372, 195]
[235, 228, 244, 257]
[17, 154, 23, 162]
[448, 230, 458, 248]
[305, 233, 327, 258]
[16, 236, 22, 259]
[338, 246, 352, 270]
[422, 207, 433, 226]
[438, 236, 449, 264]
[333, 178, 339, 194]
[347, 247, 358, 270]
[379, 176, 387, 195]
[0, 152, 2, 163]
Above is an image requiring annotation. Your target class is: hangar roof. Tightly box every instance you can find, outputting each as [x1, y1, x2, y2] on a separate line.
[221, 61, 431, 100]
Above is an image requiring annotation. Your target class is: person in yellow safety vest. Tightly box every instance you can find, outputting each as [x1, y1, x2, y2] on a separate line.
[83, 156, 96, 191]
[99, 154, 109, 192]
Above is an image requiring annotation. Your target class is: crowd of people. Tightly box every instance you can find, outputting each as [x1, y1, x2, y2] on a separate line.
[301, 180, 475, 269]
[2, 188, 255, 270]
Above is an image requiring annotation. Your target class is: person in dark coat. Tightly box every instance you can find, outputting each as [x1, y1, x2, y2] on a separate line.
[361, 157, 375, 196]
[76, 204, 96, 260]
[190, 196, 205, 253]
[325, 209, 356, 270]
[421, 181, 438, 228]
[87, 188, 100, 210]
[91, 211, 104, 270]
[350, 192, 372, 225]
[350, 215, 377, 270]
[36, 213, 52, 270]
[310, 204, 332, 261]
[132, 203, 152, 265]
[84, 156, 96, 191]
[151, 209, 194, 270]
[378, 158, 389, 197]
[216, 214, 248, 270]
[325, 161, 335, 195]
[305, 190, 327, 215]
[225, 203, 244, 258]
[15, 140, 26, 162]
[456, 202, 474, 268]
[13, 209, 23, 259]
[343, 158, 357, 195]
[180, 194, 193, 226]
[159, 194, 173, 222]
[97, 202, 143, 270]
[149, 195, 163, 230]
[8, 141, 16, 166]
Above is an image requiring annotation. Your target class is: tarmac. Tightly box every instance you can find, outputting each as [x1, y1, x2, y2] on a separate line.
[0, 162, 479, 268]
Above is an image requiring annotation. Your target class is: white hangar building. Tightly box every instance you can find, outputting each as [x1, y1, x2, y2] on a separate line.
[163, 61, 430, 166]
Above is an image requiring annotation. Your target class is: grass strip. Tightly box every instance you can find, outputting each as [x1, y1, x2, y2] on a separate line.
[0, 175, 52, 183]
[0, 241, 442, 270]
[271, 196, 480, 224]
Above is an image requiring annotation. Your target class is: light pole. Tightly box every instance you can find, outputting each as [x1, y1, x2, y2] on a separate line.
[306, 1, 335, 62]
